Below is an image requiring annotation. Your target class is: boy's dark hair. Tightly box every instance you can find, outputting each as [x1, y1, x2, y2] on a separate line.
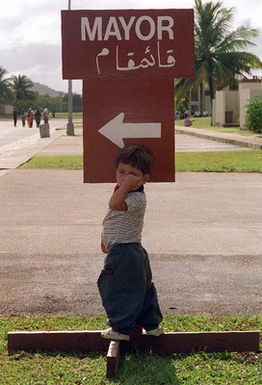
[116, 145, 154, 174]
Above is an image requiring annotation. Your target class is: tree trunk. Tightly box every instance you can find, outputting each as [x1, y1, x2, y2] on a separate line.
[200, 82, 203, 116]
[208, 75, 215, 125]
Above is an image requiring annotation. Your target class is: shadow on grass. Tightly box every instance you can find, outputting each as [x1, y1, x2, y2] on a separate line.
[9, 350, 180, 384]
[116, 353, 180, 385]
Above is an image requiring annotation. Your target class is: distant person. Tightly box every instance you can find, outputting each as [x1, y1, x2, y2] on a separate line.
[26, 108, 34, 128]
[13, 107, 18, 127]
[184, 114, 194, 127]
[43, 108, 49, 124]
[34, 109, 42, 127]
[21, 112, 26, 127]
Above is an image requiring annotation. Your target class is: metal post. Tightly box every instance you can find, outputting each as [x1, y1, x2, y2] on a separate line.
[66, 0, 74, 135]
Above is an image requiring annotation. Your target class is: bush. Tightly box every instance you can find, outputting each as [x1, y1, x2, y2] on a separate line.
[246, 97, 262, 133]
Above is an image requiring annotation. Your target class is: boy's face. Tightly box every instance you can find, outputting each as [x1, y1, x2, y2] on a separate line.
[116, 162, 149, 188]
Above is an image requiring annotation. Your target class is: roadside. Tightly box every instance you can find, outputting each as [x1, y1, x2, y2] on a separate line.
[175, 125, 262, 150]
[1, 118, 262, 177]
[0, 119, 71, 176]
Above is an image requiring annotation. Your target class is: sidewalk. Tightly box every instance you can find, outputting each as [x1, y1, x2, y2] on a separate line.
[0, 119, 78, 176]
[175, 125, 262, 149]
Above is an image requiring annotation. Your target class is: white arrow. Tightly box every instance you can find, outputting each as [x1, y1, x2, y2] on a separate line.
[98, 112, 161, 148]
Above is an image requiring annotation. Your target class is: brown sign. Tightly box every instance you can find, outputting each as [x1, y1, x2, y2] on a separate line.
[61, 9, 195, 182]
[83, 79, 175, 183]
[62, 9, 194, 80]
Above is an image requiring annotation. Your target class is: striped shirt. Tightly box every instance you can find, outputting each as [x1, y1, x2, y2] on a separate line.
[102, 191, 146, 250]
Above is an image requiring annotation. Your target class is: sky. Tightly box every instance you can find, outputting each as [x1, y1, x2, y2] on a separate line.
[1, 0, 262, 94]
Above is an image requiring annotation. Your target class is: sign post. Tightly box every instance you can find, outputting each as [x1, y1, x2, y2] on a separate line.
[61, 9, 194, 181]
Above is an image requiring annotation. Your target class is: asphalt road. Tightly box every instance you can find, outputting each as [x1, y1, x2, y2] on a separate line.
[1, 169, 261, 317]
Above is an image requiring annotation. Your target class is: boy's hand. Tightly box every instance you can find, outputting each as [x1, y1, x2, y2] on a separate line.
[123, 174, 143, 191]
[101, 240, 108, 253]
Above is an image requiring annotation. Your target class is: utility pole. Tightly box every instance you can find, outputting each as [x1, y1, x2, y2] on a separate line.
[66, 0, 74, 135]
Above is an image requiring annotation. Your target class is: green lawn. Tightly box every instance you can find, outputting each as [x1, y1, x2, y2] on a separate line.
[1, 315, 261, 384]
[21, 150, 262, 172]
[21, 156, 83, 170]
[176, 150, 262, 172]
[175, 117, 257, 136]
[53, 112, 83, 120]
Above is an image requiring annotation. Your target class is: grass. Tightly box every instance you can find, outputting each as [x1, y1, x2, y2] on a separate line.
[0, 315, 261, 384]
[175, 117, 257, 136]
[53, 112, 83, 120]
[21, 156, 83, 170]
[176, 150, 262, 172]
[21, 150, 262, 172]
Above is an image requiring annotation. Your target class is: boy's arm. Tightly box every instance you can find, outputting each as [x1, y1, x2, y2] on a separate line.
[109, 175, 143, 211]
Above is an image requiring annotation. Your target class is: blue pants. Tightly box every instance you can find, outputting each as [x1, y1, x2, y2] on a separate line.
[97, 243, 163, 334]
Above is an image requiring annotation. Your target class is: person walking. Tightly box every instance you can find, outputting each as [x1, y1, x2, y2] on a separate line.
[43, 108, 49, 124]
[26, 108, 34, 128]
[34, 109, 42, 128]
[13, 107, 18, 127]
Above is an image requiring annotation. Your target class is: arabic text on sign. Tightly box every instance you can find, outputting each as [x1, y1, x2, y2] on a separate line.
[96, 42, 176, 74]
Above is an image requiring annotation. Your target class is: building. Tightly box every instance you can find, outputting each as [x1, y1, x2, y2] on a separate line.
[212, 77, 262, 128]
[0, 104, 13, 115]
[188, 86, 212, 116]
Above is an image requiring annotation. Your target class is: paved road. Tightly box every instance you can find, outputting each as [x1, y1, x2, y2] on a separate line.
[0, 119, 67, 173]
[0, 119, 67, 148]
[1, 170, 261, 316]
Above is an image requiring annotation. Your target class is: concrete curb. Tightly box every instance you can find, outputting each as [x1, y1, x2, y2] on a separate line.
[175, 126, 262, 150]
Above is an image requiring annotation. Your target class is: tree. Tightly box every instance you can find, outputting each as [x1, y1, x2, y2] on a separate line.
[246, 97, 262, 133]
[62, 93, 83, 112]
[12, 74, 36, 103]
[176, 0, 262, 115]
[0, 66, 12, 104]
[36, 94, 64, 116]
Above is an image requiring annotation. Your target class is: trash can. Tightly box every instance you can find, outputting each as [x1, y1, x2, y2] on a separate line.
[39, 123, 50, 138]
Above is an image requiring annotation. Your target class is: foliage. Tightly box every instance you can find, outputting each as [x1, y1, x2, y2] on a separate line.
[176, 0, 262, 113]
[0, 66, 83, 115]
[0, 66, 12, 103]
[12, 74, 36, 103]
[62, 92, 83, 112]
[246, 97, 262, 133]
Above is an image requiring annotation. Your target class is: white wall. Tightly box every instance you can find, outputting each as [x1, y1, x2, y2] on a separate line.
[214, 91, 226, 126]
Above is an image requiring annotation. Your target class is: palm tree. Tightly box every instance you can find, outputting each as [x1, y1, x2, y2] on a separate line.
[0, 66, 12, 104]
[12, 74, 36, 103]
[176, 0, 262, 114]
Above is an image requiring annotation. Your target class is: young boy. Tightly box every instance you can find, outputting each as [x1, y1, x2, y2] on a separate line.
[97, 145, 163, 341]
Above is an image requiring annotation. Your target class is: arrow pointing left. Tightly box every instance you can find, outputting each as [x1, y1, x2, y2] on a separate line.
[98, 112, 162, 148]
